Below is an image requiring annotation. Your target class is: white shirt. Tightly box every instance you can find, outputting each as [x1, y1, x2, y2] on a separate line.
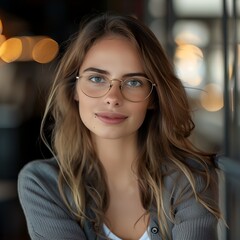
[103, 224, 150, 240]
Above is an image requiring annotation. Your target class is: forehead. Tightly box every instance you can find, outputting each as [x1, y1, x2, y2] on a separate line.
[80, 35, 144, 74]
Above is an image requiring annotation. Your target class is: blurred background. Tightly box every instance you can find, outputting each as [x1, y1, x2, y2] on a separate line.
[0, 0, 239, 239]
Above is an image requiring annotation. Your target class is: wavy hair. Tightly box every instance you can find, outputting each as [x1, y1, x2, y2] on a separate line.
[41, 12, 222, 239]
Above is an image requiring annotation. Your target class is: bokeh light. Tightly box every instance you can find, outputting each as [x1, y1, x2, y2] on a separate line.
[0, 38, 22, 63]
[0, 19, 3, 34]
[0, 35, 59, 63]
[173, 20, 210, 47]
[0, 34, 6, 45]
[200, 83, 224, 111]
[32, 38, 59, 64]
[174, 44, 205, 87]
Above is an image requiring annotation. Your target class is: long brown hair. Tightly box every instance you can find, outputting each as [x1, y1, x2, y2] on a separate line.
[41, 12, 222, 239]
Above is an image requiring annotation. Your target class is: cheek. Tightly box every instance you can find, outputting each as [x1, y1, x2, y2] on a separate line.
[76, 90, 90, 117]
[77, 97, 96, 130]
[78, 100, 89, 122]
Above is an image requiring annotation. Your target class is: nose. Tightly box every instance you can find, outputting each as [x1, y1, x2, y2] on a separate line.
[104, 81, 123, 106]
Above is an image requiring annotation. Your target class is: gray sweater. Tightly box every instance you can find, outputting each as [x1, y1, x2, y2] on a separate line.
[18, 158, 219, 240]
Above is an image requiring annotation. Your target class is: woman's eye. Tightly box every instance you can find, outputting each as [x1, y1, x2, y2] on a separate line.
[88, 76, 105, 83]
[125, 79, 142, 87]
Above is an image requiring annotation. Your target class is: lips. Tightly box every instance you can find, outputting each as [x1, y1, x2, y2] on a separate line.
[95, 112, 128, 124]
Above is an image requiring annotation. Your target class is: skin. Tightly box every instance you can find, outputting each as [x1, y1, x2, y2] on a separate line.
[75, 36, 151, 239]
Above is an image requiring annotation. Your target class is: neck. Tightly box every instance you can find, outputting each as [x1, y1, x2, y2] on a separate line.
[92, 134, 139, 188]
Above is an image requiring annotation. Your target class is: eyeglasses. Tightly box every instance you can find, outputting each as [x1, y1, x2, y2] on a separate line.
[76, 73, 156, 102]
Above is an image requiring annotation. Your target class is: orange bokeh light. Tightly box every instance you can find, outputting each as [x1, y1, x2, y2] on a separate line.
[0, 38, 22, 63]
[32, 38, 59, 63]
[200, 83, 223, 112]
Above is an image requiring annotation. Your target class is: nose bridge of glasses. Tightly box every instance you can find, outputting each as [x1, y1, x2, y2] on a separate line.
[109, 78, 122, 86]
[104, 78, 123, 101]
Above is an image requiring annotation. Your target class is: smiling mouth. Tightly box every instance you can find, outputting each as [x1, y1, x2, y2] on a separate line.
[95, 113, 128, 124]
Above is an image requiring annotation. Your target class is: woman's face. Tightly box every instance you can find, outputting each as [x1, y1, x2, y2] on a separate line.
[75, 36, 150, 141]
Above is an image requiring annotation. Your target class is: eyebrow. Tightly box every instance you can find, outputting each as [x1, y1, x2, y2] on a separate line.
[82, 67, 147, 78]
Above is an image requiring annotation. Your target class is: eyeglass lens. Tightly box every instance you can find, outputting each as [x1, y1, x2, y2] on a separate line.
[78, 74, 154, 102]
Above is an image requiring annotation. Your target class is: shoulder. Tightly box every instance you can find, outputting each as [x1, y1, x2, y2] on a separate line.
[17, 158, 89, 239]
[18, 157, 59, 178]
[163, 157, 219, 211]
[163, 157, 218, 189]
[159, 159, 219, 238]
[17, 157, 61, 206]
[18, 157, 59, 187]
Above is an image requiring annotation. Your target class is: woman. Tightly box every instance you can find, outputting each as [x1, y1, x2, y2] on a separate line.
[18, 13, 222, 240]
